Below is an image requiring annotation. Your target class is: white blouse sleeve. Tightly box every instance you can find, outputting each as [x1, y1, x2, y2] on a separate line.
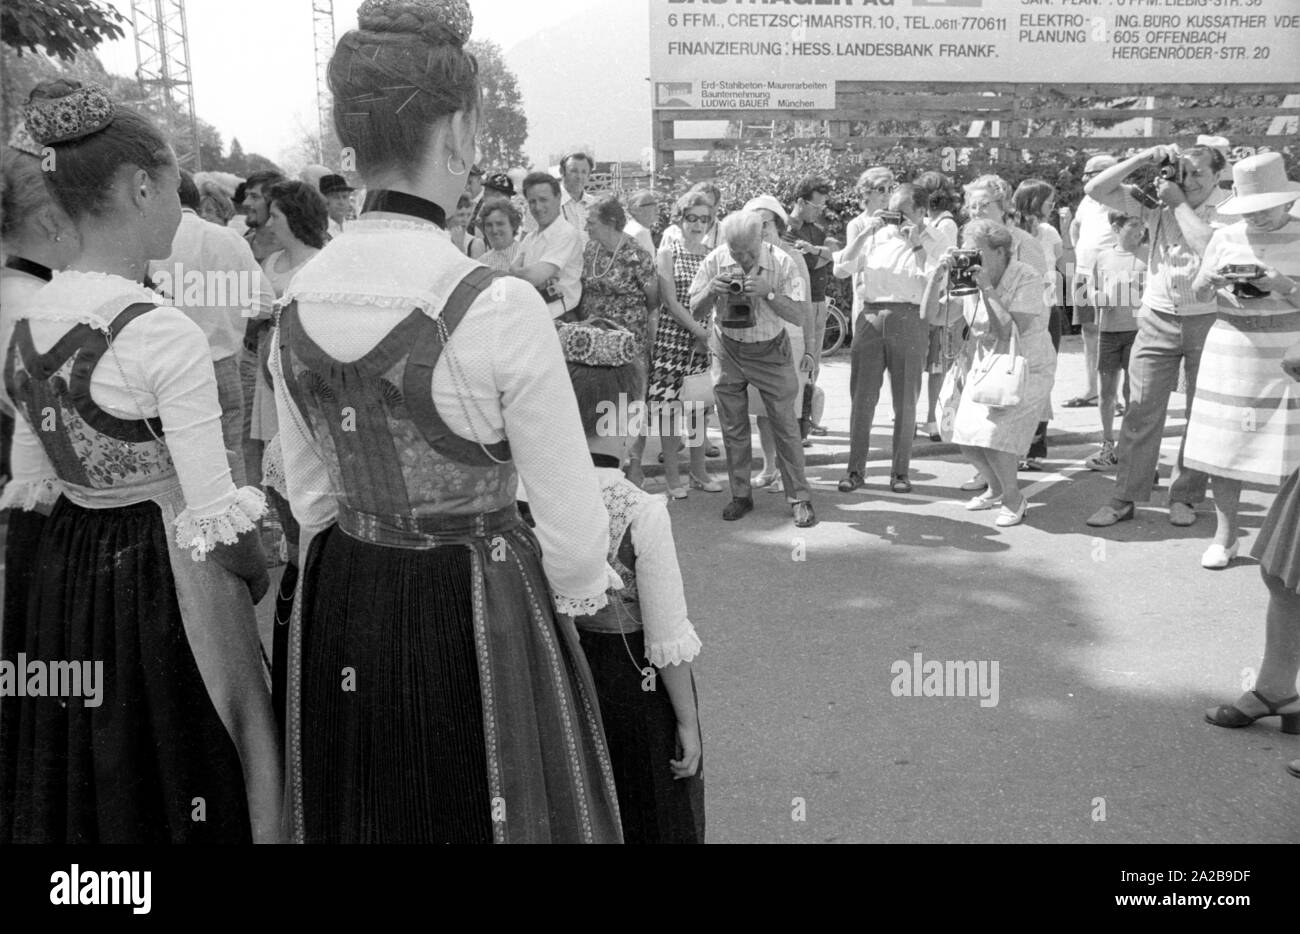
[135, 310, 265, 556]
[269, 320, 339, 537]
[0, 411, 61, 511]
[482, 278, 619, 616]
[630, 495, 701, 667]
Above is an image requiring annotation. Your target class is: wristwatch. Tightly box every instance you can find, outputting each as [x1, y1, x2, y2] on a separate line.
[765, 289, 776, 301]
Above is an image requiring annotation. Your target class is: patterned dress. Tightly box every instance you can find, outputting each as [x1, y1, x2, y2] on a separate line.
[580, 237, 656, 352]
[648, 241, 710, 405]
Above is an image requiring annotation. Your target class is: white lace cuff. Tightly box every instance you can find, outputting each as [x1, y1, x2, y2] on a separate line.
[553, 589, 610, 617]
[261, 440, 286, 498]
[174, 486, 268, 560]
[646, 625, 702, 668]
[0, 477, 62, 512]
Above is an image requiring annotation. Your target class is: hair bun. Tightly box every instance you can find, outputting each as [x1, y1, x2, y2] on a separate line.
[357, 0, 473, 46]
[23, 80, 115, 146]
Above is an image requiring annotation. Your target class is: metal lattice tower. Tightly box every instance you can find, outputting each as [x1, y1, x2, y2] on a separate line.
[312, 0, 337, 162]
[130, 0, 201, 170]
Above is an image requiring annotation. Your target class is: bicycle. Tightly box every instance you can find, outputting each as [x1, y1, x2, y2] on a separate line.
[822, 296, 850, 356]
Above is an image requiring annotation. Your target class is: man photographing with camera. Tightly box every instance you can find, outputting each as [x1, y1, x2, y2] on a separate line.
[691, 211, 817, 528]
[1084, 143, 1229, 528]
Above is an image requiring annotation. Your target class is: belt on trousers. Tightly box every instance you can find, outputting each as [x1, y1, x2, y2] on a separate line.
[863, 301, 920, 312]
[1216, 309, 1300, 332]
[337, 502, 524, 549]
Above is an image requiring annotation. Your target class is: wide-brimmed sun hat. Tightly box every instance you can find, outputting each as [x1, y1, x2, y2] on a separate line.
[1083, 154, 1117, 174]
[742, 194, 789, 227]
[1217, 152, 1300, 215]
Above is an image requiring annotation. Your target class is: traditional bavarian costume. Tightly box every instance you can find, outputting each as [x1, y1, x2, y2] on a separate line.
[273, 190, 623, 843]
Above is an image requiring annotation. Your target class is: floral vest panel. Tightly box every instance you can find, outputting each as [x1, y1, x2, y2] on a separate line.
[579, 478, 644, 633]
[278, 266, 518, 522]
[4, 303, 176, 491]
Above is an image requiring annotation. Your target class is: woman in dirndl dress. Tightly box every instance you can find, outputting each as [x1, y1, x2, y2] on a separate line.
[273, 0, 622, 843]
[1183, 153, 1300, 569]
[1, 81, 280, 843]
[645, 191, 721, 496]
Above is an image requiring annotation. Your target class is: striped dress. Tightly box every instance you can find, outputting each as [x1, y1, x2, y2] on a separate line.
[647, 241, 709, 404]
[1183, 218, 1300, 485]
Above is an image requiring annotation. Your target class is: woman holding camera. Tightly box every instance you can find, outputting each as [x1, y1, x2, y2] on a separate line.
[1183, 153, 1300, 568]
[929, 220, 1058, 527]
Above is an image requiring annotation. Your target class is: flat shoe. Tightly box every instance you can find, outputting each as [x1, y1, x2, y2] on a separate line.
[1169, 502, 1197, 526]
[809, 424, 828, 436]
[689, 474, 723, 492]
[722, 497, 753, 521]
[965, 493, 1001, 511]
[706, 444, 721, 457]
[792, 500, 817, 528]
[1288, 758, 1300, 779]
[1063, 395, 1098, 408]
[959, 475, 989, 492]
[1200, 542, 1239, 569]
[995, 498, 1028, 527]
[667, 485, 689, 500]
[752, 471, 778, 489]
[1086, 502, 1134, 527]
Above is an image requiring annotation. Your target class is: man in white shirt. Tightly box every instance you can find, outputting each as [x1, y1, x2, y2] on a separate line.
[149, 171, 274, 486]
[319, 173, 355, 237]
[690, 211, 816, 528]
[559, 152, 597, 237]
[1085, 143, 1230, 528]
[624, 189, 659, 254]
[513, 172, 583, 318]
[833, 184, 945, 494]
[1066, 154, 1120, 407]
[465, 164, 485, 234]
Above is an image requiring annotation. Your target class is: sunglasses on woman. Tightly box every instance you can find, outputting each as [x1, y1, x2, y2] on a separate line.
[684, 213, 712, 223]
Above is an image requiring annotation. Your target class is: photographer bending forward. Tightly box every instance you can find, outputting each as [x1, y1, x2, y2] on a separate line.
[690, 212, 816, 528]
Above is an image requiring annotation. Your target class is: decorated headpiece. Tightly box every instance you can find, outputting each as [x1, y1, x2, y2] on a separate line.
[558, 321, 639, 368]
[357, 0, 473, 46]
[22, 80, 115, 146]
[6, 122, 44, 158]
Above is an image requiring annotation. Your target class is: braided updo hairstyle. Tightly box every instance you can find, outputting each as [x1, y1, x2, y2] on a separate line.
[327, 0, 479, 177]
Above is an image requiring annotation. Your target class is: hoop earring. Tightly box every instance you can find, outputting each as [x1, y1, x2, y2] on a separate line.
[447, 154, 468, 177]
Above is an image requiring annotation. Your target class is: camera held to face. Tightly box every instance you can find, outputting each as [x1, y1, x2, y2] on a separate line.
[877, 210, 904, 226]
[721, 267, 756, 328]
[1221, 263, 1270, 299]
[947, 249, 983, 296]
[1133, 155, 1185, 210]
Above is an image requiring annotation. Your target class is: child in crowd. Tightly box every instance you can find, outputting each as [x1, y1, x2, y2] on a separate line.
[560, 318, 706, 844]
[1086, 212, 1148, 470]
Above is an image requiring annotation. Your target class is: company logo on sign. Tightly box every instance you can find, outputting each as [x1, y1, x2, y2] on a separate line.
[656, 82, 694, 108]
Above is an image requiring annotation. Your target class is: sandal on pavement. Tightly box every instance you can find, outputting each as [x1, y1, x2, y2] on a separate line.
[689, 473, 723, 492]
[837, 471, 864, 493]
[1063, 395, 1098, 408]
[752, 470, 779, 489]
[1086, 502, 1135, 527]
[890, 476, 913, 494]
[1204, 691, 1300, 733]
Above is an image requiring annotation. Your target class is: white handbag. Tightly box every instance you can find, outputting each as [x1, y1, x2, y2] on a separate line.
[966, 313, 1026, 409]
[678, 350, 715, 406]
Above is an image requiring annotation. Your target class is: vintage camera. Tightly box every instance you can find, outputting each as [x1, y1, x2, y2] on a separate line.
[877, 210, 904, 226]
[1133, 155, 1186, 209]
[720, 267, 755, 328]
[1221, 263, 1270, 299]
[947, 249, 983, 296]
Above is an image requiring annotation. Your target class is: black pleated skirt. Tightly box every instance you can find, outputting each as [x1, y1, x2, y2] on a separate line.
[299, 525, 493, 843]
[1, 497, 251, 843]
[1253, 467, 1300, 590]
[0, 508, 46, 843]
[577, 629, 705, 844]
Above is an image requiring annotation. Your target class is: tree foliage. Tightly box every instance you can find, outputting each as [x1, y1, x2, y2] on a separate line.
[467, 39, 527, 170]
[1, 0, 126, 62]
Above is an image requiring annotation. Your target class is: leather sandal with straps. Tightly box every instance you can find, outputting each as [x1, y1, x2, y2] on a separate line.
[1204, 690, 1300, 734]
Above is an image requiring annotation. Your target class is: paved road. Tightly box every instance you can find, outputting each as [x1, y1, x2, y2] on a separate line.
[626, 332, 1299, 843]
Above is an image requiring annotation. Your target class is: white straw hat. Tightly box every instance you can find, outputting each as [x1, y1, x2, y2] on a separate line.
[1217, 152, 1300, 215]
[742, 194, 790, 227]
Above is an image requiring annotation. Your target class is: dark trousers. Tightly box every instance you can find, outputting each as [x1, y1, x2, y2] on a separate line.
[713, 330, 810, 501]
[847, 303, 928, 477]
